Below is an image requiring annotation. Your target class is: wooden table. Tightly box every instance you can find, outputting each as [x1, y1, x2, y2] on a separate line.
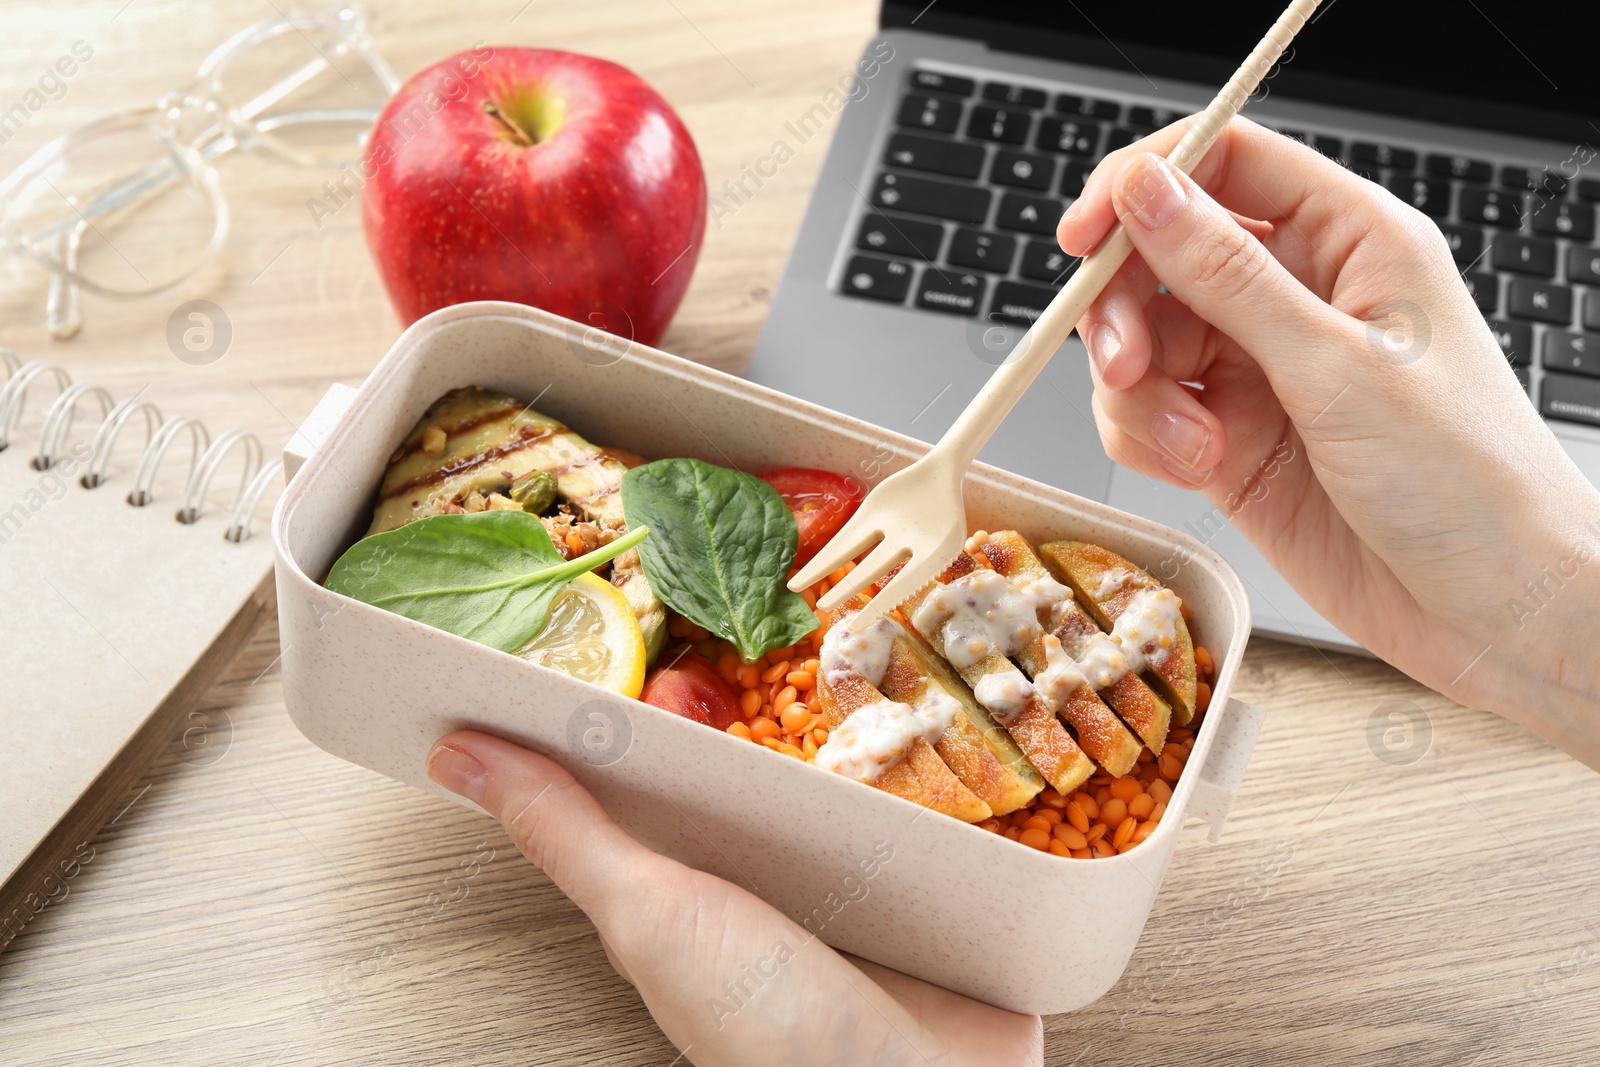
[4, 3, 1598, 1064]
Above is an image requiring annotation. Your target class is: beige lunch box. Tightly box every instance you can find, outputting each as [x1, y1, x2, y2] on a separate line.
[271, 300, 1264, 1015]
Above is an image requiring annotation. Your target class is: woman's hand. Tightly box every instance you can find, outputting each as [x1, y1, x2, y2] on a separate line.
[425, 731, 1043, 1067]
[1058, 117, 1600, 764]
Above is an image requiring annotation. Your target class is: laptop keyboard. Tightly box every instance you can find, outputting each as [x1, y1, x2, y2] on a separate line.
[840, 67, 1600, 431]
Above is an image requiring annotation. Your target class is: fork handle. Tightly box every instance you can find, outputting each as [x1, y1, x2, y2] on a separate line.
[938, 0, 1323, 471]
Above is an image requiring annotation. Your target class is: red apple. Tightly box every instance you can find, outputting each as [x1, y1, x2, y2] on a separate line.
[361, 47, 706, 346]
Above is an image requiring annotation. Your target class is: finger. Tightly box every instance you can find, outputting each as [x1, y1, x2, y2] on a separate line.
[1076, 258, 1158, 390]
[1111, 152, 1354, 377]
[1090, 360, 1226, 477]
[1091, 390, 1217, 490]
[427, 730, 658, 925]
[1080, 280, 1215, 394]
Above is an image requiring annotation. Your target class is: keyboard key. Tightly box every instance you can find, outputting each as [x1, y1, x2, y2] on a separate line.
[1569, 245, 1600, 284]
[989, 280, 1063, 325]
[1459, 187, 1522, 228]
[1578, 178, 1600, 203]
[1105, 127, 1143, 153]
[989, 150, 1056, 191]
[1055, 94, 1120, 120]
[1352, 142, 1418, 170]
[967, 105, 1031, 144]
[1500, 165, 1533, 191]
[1020, 240, 1080, 283]
[1387, 174, 1451, 217]
[982, 82, 1047, 109]
[855, 211, 945, 260]
[1036, 117, 1102, 156]
[1426, 153, 1492, 182]
[1541, 372, 1600, 426]
[1128, 104, 1182, 128]
[1543, 330, 1600, 377]
[840, 255, 913, 303]
[910, 70, 974, 97]
[995, 192, 1064, 235]
[1437, 223, 1483, 266]
[915, 268, 987, 316]
[1490, 234, 1557, 277]
[1060, 160, 1095, 198]
[896, 94, 962, 133]
[1501, 166, 1565, 196]
[1310, 135, 1344, 159]
[1462, 272, 1498, 314]
[883, 132, 985, 179]
[1488, 320, 1533, 366]
[1507, 278, 1572, 324]
[872, 172, 991, 223]
[946, 229, 1017, 272]
[1530, 200, 1596, 240]
[1586, 291, 1600, 332]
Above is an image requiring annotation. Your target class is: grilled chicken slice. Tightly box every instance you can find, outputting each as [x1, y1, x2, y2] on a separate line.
[814, 602, 991, 823]
[876, 615, 1043, 815]
[368, 387, 666, 661]
[899, 553, 1096, 796]
[976, 531, 1166, 762]
[1038, 541, 1198, 726]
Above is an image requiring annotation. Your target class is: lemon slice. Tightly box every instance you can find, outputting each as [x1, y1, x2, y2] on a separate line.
[516, 572, 645, 698]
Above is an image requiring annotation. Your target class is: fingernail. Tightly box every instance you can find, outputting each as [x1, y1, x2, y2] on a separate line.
[1061, 201, 1083, 227]
[1121, 154, 1188, 230]
[1087, 323, 1121, 378]
[1151, 411, 1211, 470]
[427, 743, 487, 805]
[1157, 456, 1210, 487]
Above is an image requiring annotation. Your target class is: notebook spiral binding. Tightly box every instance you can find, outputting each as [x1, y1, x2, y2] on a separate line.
[0, 349, 280, 543]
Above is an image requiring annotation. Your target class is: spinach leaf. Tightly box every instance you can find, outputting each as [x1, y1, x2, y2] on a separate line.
[620, 458, 818, 662]
[325, 511, 648, 654]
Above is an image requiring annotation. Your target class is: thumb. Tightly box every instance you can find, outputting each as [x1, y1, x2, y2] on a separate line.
[1111, 152, 1351, 371]
[426, 729, 657, 926]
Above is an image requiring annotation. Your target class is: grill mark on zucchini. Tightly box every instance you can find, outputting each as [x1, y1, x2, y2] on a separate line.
[380, 425, 562, 501]
[388, 403, 531, 464]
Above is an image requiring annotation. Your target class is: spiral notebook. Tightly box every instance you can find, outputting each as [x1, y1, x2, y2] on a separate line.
[0, 353, 283, 950]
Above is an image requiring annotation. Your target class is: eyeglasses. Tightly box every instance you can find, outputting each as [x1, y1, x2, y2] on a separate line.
[0, 4, 398, 339]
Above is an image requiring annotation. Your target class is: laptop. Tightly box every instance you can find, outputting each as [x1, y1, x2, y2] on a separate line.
[748, 0, 1600, 653]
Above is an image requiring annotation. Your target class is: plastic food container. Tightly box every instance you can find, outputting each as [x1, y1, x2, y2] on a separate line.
[272, 301, 1264, 1015]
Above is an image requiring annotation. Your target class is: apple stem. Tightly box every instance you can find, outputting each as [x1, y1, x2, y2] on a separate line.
[481, 100, 535, 146]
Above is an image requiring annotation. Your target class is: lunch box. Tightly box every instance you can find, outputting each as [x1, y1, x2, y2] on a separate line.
[272, 301, 1263, 1015]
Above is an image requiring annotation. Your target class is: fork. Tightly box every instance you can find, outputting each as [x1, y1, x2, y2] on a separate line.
[789, 0, 1324, 630]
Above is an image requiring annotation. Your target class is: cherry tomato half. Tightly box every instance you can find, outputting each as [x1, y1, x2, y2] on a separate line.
[640, 653, 742, 731]
[758, 468, 862, 568]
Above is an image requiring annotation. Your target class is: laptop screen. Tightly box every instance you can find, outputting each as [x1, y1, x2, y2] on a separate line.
[882, 1, 1597, 144]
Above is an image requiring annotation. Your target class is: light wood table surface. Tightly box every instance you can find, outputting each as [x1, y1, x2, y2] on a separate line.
[4, 3, 1598, 1064]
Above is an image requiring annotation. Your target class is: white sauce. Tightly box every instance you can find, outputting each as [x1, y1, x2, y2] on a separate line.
[903, 555, 1183, 723]
[819, 616, 898, 688]
[1059, 586, 1182, 690]
[1093, 567, 1138, 600]
[1111, 587, 1182, 675]
[973, 668, 1035, 724]
[1074, 632, 1131, 690]
[815, 692, 960, 783]
[1033, 633, 1089, 705]
[910, 569, 1074, 671]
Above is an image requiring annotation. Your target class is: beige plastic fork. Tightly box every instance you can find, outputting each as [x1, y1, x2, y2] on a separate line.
[790, 0, 1324, 630]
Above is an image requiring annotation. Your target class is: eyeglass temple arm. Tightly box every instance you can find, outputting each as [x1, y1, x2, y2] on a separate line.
[29, 52, 367, 248]
[46, 225, 86, 339]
